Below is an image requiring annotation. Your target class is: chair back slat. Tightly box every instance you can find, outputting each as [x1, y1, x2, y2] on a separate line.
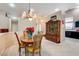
[33, 34, 43, 49]
[15, 32, 21, 45]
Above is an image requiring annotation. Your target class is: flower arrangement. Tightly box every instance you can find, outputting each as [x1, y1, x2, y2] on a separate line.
[26, 27, 34, 33]
[25, 27, 34, 39]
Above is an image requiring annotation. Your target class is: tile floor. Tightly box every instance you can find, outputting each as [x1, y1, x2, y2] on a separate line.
[42, 37, 79, 56]
[3, 37, 79, 56]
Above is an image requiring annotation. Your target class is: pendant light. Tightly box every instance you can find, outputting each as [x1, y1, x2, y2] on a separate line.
[21, 1, 33, 21]
[26, 2, 33, 21]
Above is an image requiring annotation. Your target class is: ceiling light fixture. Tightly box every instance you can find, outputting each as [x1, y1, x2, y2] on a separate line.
[22, 1, 35, 21]
[76, 3, 79, 5]
[11, 16, 17, 19]
[54, 8, 60, 12]
[9, 3, 15, 8]
[76, 6, 79, 8]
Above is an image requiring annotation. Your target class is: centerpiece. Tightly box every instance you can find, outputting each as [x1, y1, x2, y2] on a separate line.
[26, 27, 34, 39]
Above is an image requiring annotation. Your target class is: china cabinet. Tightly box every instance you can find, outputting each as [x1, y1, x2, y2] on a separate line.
[45, 20, 61, 43]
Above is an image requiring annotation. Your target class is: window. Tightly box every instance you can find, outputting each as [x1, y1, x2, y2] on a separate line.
[65, 17, 74, 30]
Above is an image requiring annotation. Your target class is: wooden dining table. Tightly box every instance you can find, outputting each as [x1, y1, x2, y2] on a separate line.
[21, 38, 34, 56]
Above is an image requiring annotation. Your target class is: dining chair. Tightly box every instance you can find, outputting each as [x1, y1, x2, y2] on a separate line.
[27, 33, 43, 56]
[14, 32, 26, 56]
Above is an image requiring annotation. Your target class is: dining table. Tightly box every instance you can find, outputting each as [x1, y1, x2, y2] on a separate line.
[21, 38, 34, 56]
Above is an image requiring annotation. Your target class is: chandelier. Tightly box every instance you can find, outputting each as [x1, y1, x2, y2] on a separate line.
[21, 3, 36, 21]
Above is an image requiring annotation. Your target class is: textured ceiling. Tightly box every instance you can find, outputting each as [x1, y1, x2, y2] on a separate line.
[0, 3, 78, 17]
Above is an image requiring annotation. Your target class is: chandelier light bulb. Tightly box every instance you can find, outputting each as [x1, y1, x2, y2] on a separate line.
[41, 20, 44, 23]
[22, 11, 27, 18]
[54, 8, 60, 12]
[29, 18, 33, 21]
[33, 14, 37, 18]
[30, 8, 34, 12]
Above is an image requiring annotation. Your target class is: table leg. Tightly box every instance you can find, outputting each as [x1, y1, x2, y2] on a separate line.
[25, 45, 29, 56]
[25, 46, 27, 56]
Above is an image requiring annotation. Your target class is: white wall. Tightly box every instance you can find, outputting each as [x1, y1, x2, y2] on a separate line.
[0, 11, 9, 29]
[18, 19, 37, 34]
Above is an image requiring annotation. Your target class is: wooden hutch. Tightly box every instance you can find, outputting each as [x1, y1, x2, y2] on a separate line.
[45, 15, 61, 43]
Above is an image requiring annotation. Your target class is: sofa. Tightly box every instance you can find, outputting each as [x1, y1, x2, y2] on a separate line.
[0, 32, 19, 56]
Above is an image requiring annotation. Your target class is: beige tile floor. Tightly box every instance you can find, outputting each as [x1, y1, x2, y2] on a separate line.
[42, 37, 79, 56]
[3, 37, 79, 56]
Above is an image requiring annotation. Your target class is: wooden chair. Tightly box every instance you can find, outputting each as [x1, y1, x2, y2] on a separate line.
[14, 32, 26, 56]
[27, 33, 43, 56]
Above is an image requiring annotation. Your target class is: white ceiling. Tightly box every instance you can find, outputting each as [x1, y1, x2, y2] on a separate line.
[0, 3, 78, 17]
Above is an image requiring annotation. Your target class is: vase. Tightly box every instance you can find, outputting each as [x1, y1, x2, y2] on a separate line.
[28, 32, 32, 39]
